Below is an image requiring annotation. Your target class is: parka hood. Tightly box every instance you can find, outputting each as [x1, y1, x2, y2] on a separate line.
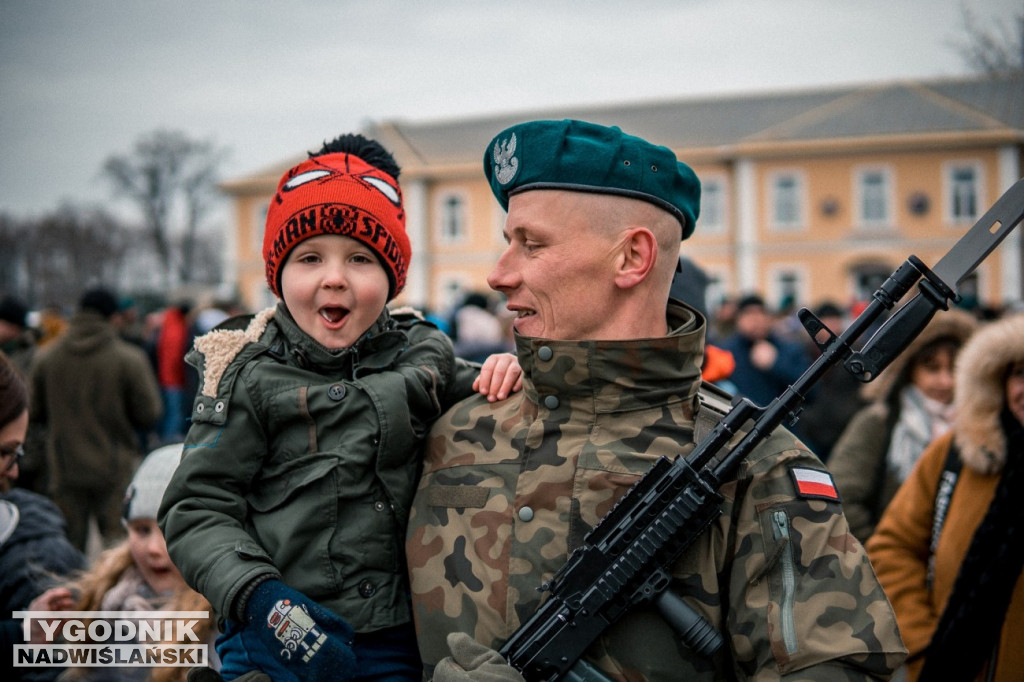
[953, 313, 1024, 474]
[60, 311, 118, 356]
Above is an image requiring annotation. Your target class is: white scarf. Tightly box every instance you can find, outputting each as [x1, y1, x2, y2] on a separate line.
[886, 385, 955, 482]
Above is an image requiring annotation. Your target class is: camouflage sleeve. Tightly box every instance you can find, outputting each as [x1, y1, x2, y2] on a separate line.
[585, 430, 905, 681]
[716, 430, 906, 678]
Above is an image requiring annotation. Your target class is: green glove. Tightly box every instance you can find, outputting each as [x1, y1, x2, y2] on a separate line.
[433, 632, 526, 682]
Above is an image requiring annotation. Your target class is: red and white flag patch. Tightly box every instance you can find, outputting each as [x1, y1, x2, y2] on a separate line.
[790, 467, 841, 502]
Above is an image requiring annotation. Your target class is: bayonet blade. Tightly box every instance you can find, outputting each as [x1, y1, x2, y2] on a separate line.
[932, 177, 1024, 290]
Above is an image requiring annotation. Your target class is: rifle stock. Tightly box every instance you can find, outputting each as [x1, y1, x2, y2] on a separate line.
[498, 179, 1024, 681]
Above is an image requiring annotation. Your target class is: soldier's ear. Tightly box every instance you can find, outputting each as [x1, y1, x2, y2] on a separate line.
[613, 226, 657, 290]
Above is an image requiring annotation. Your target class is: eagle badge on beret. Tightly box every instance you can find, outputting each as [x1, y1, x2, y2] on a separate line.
[492, 132, 518, 185]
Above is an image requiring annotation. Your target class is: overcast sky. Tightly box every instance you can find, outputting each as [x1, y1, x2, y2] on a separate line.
[1, 0, 1020, 220]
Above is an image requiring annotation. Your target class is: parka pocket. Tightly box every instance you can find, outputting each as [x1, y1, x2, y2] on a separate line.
[244, 455, 341, 597]
[246, 455, 338, 512]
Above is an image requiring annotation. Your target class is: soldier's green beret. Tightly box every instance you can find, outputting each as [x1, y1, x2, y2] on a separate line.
[483, 119, 701, 240]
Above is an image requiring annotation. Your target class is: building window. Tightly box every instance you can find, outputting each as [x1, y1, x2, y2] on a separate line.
[857, 168, 891, 227]
[771, 173, 803, 230]
[439, 193, 466, 243]
[699, 178, 725, 234]
[949, 165, 979, 222]
[772, 269, 804, 311]
[256, 204, 269, 255]
[851, 263, 893, 303]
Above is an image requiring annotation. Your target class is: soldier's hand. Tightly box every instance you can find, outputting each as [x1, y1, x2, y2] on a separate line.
[220, 580, 356, 682]
[433, 632, 526, 682]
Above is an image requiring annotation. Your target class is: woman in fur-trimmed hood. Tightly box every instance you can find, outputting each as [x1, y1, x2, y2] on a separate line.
[828, 308, 978, 542]
[867, 313, 1024, 682]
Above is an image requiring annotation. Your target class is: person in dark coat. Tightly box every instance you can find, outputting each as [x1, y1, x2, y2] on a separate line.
[0, 351, 85, 680]
[30, 288, 163, 552]
[718, 293, 809, 407]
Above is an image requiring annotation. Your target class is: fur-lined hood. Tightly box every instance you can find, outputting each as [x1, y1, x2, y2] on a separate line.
[953, 313, 1024, 475]
[861, 307, 978, 403]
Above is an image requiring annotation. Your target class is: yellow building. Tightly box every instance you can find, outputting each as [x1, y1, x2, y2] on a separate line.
[221, 72, 1024, 318]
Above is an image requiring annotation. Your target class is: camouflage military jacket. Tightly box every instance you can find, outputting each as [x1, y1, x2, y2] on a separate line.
[406, 302, 906, 680]
[159, 303, 478, 633]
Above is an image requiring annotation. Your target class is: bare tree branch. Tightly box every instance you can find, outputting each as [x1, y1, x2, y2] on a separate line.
[951, 2, 1024, 76]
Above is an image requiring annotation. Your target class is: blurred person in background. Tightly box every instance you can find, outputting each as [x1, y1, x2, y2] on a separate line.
[155, 300, 194, 444]
[35, 305, 68, 349]
[30, 288, 162, 552]
[0, 351, 86, 680]
[450, 291, 511, 362]
[0, 296, 38, 377]
[718, 293, 809, 407]
[829, 309, 977, 543]
[797, 301, 869, 463]
[867, 313, 1024, 681]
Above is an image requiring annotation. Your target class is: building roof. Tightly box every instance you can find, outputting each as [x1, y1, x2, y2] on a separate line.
[223, 72, 1024, 190]
[366, 72, 1023, 172]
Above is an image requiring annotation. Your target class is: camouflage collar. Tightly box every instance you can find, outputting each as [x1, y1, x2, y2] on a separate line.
[514, 302, 706, 415]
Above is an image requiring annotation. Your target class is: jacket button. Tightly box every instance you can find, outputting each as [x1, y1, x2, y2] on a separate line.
[518, 506, 534, 522]
[544, 395, 559, 409]
[328, 384, 347, 401]
[358, 580, 376, 598]
[374, 501, 386, 512]
[537, 346, 553, 361]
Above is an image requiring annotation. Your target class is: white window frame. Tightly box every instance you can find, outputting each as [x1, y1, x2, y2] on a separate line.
[768, 170, 806, 231]
[255, 204, 269, 256]
[854, 166, 893, 228]
[704, 266, 731, 315]
[436, 191, 468, 244]
[697, 175, 728, 236]
[493, 203, 508, 246]
[766, 264, 809, 310]
[435, 274, 473, 317]
[943, 161, 985, 224]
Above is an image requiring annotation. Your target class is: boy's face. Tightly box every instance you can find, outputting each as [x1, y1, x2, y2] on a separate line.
[280, 234, 390, 350]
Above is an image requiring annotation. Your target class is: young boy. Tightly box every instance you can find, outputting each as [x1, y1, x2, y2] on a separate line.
[158, 134, 520, 682]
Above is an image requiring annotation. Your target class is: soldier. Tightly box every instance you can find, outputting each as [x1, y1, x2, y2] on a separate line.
[405, 119, 907, 680]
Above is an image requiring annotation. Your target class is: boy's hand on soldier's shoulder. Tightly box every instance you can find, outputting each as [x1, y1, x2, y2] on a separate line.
[473, 353, 523, 402]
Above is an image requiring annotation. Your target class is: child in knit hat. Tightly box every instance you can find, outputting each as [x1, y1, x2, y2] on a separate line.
[34, 443, 217, 682]
[158, 133, 521, 682]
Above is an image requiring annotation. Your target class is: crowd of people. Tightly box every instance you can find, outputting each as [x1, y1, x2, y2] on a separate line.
[1, 118, 1022, 682]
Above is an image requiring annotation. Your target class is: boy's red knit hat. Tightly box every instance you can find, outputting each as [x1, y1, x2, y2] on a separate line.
[263, 151, 410, 300]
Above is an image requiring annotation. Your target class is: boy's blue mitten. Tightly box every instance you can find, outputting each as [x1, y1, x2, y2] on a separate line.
[220, 579, 356, 682]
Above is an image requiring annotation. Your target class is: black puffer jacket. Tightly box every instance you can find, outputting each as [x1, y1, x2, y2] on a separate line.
[1, 487, 86, 679]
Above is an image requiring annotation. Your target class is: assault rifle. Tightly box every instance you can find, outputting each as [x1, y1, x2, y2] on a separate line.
[498, 178, 1024, 681]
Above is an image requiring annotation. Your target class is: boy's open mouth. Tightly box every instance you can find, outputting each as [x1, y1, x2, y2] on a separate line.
[320, 306, 349, 324]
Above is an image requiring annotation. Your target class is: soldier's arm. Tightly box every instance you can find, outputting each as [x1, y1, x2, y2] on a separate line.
[728, 430, 906, 679]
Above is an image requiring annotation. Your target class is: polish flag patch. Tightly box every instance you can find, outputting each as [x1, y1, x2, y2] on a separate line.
[790, 467, 841, 502]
